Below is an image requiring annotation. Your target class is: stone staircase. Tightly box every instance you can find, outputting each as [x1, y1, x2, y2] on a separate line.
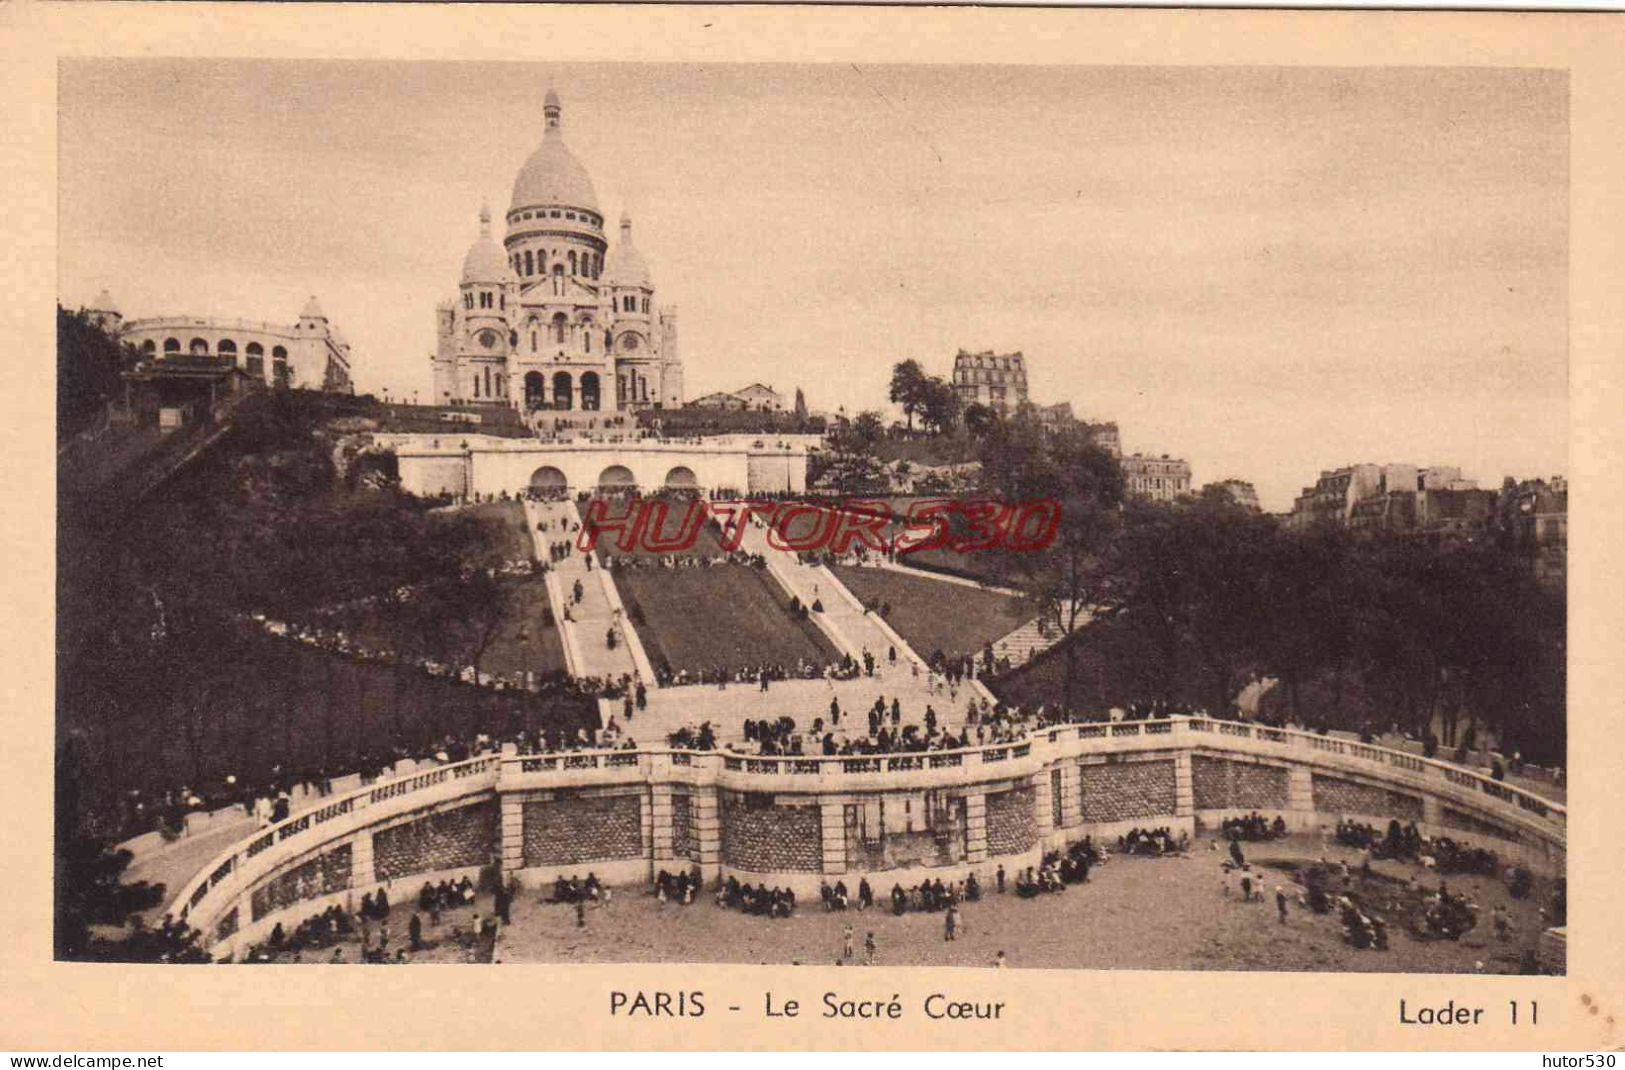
[734, 517, 998, 707]
[521, 498, 650, 685]
[990, 614, 1069, 670]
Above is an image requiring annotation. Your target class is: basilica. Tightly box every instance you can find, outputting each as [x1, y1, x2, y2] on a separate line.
[433, 90, 683, 413]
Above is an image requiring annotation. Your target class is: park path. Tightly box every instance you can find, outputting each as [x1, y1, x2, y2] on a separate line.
[521, 498, 651, 685]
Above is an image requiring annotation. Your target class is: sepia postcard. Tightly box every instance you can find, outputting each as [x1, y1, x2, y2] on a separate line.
[3, 1, 1623, 1053]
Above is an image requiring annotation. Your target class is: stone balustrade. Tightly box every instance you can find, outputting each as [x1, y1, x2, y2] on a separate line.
[167, 718, 1566, 961]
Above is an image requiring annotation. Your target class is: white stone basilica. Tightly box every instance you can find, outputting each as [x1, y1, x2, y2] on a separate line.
[433, 90, 683, 413]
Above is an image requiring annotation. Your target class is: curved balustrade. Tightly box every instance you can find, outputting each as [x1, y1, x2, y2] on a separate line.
[168, 755, 503, 937]
[168, 719, 1565, 954]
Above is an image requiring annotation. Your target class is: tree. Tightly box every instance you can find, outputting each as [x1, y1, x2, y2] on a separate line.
[852, 409, 886, 448]
[979, 417, 1124, 713]
[58, 305, 136, 441]
[962, 402, 998, 439]
[918, 377, 963, 435]
[793, 387, 808, 421]
[888, 360, 928, 431]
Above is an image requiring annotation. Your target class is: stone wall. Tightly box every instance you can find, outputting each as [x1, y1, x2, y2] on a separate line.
[250, 843, 352, 922]
[1192, 755, 1288, 811]
[373, 801, 497, 881]
[986, 786, 1036, 856]
[522, 791, 644, 867]
[672, 792, 696, 861]
[1078, 759, 1177, 822]
[721, 794, 822, 872]
[1444, 807, 1523, 844]
[1311, 775, 1423, 822]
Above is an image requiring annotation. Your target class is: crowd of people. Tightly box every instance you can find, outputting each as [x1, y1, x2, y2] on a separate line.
[1334, 819, 1501, 876]
[1221, 812, 1289, 842]
[717, 876, 797, 918]
[1118, 826, 1188, 857]
[651, 655, 855, 690]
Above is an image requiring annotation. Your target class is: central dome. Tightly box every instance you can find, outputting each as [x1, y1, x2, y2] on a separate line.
[509, 92, 600, 215]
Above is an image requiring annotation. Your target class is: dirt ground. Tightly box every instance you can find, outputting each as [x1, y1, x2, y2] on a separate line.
[475, 834, 1553, 973]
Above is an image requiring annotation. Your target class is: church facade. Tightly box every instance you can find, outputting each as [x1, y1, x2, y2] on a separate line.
[432, 91, 683, 414]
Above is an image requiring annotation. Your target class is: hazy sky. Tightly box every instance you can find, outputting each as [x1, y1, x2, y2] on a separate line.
[58, 61, 1567, 511]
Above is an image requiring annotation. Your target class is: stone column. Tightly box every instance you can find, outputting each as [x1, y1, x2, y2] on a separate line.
[964, 789, 988, 863]
[649, 781, 675, 869]
[500, 795, 526, 877]
[820, 801, 847, 875]
[1421, 791, 1444, 830]
[1173, 753, 1196, 820]
[690, 786, 722, 880]
[1287, 765, 1315, 819]
[1034, 771, 1056, 841]
[1059, 762, 1083, 829]
[351, 832, 377, 889]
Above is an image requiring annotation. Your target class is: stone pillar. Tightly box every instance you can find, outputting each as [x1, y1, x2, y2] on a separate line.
[649, 782, 675, 869]
[820, 801, 847, 875]
[1059, 762, 1083, 829]
[500, 795, 525, 877]
[1287, 765, 1315, 817]
[352, 832, 377, 889]
[691, 786, 722, 880]
[1034, 770, 1056, 840]
[964, 789, 988, 863]
[1421, 792, 1444, 829]
[1173, 753, 1196, 820]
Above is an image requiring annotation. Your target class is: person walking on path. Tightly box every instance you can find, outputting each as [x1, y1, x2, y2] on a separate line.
[1276, 886, 1289, 923]
[842, 922, 854, 960]
[945, 905, 959, 942]
[864, 932, 876, 966]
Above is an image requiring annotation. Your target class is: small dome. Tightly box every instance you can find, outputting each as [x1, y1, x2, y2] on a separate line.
[300, 295, 326, 320]
[91, 288, 119, 314]
[461, 203, 511, 285]
[509, 93, 600, 215]
[603, 213, 651, 288]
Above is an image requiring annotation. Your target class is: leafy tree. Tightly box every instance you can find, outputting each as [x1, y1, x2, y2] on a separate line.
[962, 402, 999, 439]
[57, 305, 136, 441]
[918, 377, 963, 435]
[979, 417, 1124, 713]
[888, 360, 928, 431]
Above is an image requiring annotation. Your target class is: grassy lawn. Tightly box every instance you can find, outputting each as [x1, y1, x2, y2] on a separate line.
[478, 577, 569, 678]
[467, 500, 535, 560]
[829, 564, 1031, 660]
[615, 564, 838, 675]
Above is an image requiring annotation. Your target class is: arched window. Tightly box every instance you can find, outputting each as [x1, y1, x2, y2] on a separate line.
[530, 330, 537, 352]
[218, 339, 237, 359]
[642, 296, 650, 314]
[473, 372, 481, 398]
[464, 293, 473, 310]
[140, 339, 156, 355]
[552, 263, 563, 279]
[524, 250, 534, 276]
[569, 251, 577, 275]
[271, 346, 289, 388]
[245, 342, 264, 378]
[552, 312, 568, 345]
[189, 338, 209, 356]
[536, 251, 546, 274]
[484, 366, 492, 398]
[580, 371, 600, 411]
[552, 371, 573, 410]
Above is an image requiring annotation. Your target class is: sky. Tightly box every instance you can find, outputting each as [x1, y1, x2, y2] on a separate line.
[57, 61, 1568, 511]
